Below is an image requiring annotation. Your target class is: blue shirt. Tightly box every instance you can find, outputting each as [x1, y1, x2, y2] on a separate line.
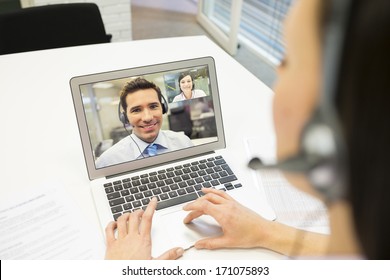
[95, 130, 193, 168]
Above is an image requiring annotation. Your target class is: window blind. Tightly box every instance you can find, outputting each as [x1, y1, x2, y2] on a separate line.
[207, 0, 293, 66]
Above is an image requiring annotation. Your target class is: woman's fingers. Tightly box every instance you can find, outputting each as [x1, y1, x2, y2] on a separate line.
[155, 247, 184, 260]
[105, 221, 117, 244]
[116, 212, 130, 239]
[139, 197, 157, 236]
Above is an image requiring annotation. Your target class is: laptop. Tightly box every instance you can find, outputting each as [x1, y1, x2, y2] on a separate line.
[70, 57, 275, 256]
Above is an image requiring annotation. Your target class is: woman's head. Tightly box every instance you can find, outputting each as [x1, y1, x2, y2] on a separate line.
[274, 0, 390, 258]
[178, 71, 195, 93]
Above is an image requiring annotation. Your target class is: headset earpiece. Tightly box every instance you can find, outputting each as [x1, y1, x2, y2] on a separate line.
[118, 101, 130, 126]
[160, 93, 168, 114]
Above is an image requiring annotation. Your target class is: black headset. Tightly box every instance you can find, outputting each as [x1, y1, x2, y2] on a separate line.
[248, 0, 353, 202]
[118, 90, 168, 126]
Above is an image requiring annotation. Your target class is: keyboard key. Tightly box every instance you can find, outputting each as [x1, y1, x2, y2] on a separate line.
[150, 176, 158, 182]
[214, 159, 226, 165]
[123, 182, 132, 189]
[178, 189, 186, 196]
[132, 201, 142, 208]
[156, 193, 198, 210]
[191, 165, 199, 171]
[144, 190, 153, 197]
[168, 191, 178, 198]
[107, 192, 120, 200]
[195, 177, 204, 184]
[141, 178, 149, 184]
[110, 197, 125, 207]
[105, 187, 114, 194]
[111, 205, 122, 214]
[156, 181, 165, 187]
[152, 189, 162, 195]
[123, 203, 132, 210]
[219, 175, 237, 184]
[211, 180, 219, 186]
[121, 190, 130, 196]
[133, 180, 141, 187]
[187, 179, 196, 186]
[219, 171, 228, 177]
[130, 187, 139, 194]
[142, 198, 150, 205]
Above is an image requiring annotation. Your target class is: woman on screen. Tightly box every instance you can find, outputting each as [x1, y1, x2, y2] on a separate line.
[172, 71, 207, 102]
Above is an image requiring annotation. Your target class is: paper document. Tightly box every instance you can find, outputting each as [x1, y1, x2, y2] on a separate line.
[0, 183, 105, 259]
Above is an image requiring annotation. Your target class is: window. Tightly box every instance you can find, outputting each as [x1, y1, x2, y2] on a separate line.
[198, 0, 293, 66]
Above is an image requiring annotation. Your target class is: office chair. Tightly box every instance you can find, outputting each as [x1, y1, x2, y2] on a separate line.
[0, 3, 112, 55]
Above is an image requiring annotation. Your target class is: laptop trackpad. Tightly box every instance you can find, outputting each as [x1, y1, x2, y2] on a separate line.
[151, 209, 222, 257]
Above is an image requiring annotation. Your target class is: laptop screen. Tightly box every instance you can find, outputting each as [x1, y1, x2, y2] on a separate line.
[70, 57, 226, 180]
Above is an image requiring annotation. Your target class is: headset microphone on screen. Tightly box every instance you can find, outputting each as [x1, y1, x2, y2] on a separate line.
[248, 0, 353, 203]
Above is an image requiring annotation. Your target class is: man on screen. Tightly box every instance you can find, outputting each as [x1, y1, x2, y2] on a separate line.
[95, 78, 194, 168]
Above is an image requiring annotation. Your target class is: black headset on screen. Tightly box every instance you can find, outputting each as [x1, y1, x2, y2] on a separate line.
[248, 0, 353, 202]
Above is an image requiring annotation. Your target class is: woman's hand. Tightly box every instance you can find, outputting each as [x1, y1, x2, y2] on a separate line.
[183, 188, 273, 250]
[105, 197, 184, 260]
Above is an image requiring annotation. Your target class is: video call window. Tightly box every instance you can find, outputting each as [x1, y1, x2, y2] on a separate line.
[79, 65, 218, 168]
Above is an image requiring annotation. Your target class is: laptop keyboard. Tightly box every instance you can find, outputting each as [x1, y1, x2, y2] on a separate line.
[103, 155, 243, 220]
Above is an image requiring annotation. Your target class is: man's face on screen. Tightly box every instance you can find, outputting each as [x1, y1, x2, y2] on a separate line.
[126, 89, 163, 143]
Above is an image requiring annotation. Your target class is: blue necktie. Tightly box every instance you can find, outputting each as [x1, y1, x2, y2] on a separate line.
[146, 144, 158, 156]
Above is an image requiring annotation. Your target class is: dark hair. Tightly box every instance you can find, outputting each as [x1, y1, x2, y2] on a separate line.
[120, 77, 162, 113]
[178, 71, 195, 91]
[322, 0, 390, 259]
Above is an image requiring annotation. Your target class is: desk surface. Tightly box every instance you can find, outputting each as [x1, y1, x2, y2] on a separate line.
[0, 36, 282, 259]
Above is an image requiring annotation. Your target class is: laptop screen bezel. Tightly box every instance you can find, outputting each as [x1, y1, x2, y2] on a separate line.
[70, 57, 226, 180]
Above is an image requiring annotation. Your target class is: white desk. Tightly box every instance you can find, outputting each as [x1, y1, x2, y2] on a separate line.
[0, 36, 282, 259]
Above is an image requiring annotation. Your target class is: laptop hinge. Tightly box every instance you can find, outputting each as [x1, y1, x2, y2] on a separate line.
[105, 151, 215, 180]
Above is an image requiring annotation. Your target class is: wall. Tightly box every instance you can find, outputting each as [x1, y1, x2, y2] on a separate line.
[20, 0, 132, 42]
